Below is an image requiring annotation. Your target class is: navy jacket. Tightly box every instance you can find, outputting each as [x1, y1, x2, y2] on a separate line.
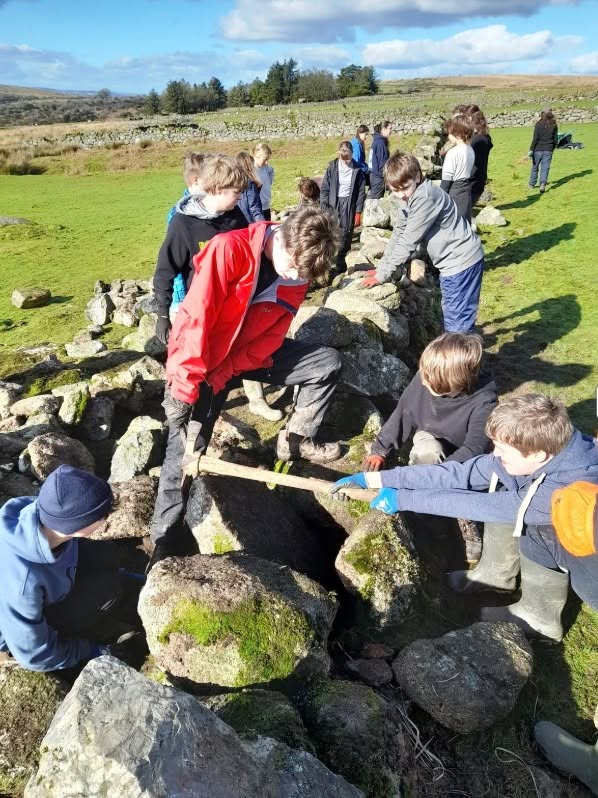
[0, 497, 91, 671]
[320, 158, 366, 223]
[238, 180, 265, 224]
[369, 132, 390, 178]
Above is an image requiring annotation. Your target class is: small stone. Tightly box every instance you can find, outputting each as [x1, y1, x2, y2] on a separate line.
[408, 258, 427, 285]
[346, 658, 393, 687]
[85, 294, 114, 325]
[11, 288, 51, 309]
[475, 205, 507, 227]
[51, 382, 90, 426]
[65, 340, 106, 358]
[10, 394, 61, 418]
[112, 308, 138, 327]
[361, 642, 394, 661]
[109, 416, 165, 483]
[362, 198, 390, 229]
[0, 381, 23, 420]
[93, 475, 157, 540]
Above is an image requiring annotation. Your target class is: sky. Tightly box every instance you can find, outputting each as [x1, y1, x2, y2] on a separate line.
[1, 0, 598, 94]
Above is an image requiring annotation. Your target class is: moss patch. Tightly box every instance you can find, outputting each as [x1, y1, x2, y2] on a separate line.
[212, 533, 236, 555]
[23, 368, 82, 397]
[71, 388, 89, 424]
[216, 690, 315, 753]
[346, 523, 421, 598]
[158, 597, 315, 686]
[0, 667, 68, 794]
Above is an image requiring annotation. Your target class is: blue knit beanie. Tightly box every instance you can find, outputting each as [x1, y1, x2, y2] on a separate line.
[38, 464, 113, 534]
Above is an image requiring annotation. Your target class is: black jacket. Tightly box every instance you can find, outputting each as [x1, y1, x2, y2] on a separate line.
[153, 206, 247, 315]
[320, 159, 366, 229]
[470, 133, 493, 198]
[371, 369, 498, 463]
[530, 122, 558, 153]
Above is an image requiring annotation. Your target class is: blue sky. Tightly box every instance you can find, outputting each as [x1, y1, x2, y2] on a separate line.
[2, 0, 598, 94]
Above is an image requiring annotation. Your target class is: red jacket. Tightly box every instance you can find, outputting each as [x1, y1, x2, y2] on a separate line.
[166, 222, 309, 404]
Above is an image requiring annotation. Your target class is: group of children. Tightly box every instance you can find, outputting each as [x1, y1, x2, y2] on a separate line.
[0, 114, 596, 795]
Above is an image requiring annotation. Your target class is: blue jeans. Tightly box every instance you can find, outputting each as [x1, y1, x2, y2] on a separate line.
[520, 524, 598, 611]
[439, 258, 484, 333]
[529, 151, 553, 187]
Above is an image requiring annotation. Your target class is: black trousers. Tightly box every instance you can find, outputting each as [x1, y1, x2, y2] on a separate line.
[45, 540, 123, 641]
[368, 174, 385, 199]
[151, 339, 342, 543]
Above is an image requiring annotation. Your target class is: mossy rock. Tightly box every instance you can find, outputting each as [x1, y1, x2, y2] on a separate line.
[0, 664, 68, 795]
[23, 369, 82, 398]
[336, 511, 423, 643]
[138, 553, 337, 691]
[204, 689, 315, 754]
[301, 679, 399, 798]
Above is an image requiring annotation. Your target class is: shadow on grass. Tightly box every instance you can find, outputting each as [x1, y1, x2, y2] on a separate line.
[498, 169, 593, 211]
[482, 295, 591, 394]
[486, 222, 576, 271]
[568, 398, 597, 438]
[47, 295, 74, 305]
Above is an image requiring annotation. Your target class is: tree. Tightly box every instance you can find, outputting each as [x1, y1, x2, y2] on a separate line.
[336, 65, 379, 98]
[97, 88, 111, 103]
[263, 58, 299, 105]
[207, 76, 227, 110]
[296, 69, 338, 103]
[248, 78, 267, 106]
[144, 89, 161, 115]
[161, 80, 192, 114]
[228, 82, 250, 107]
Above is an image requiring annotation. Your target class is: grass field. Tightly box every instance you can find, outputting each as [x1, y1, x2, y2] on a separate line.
[1, 120, 597, 793]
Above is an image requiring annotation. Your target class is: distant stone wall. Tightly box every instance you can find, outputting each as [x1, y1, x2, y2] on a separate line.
[24, 106, 598, 150]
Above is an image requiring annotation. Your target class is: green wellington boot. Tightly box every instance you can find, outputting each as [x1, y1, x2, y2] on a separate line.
[535, 710, 598, 795]
[446, 522, 520, 593]
[481, 555, 569, 642]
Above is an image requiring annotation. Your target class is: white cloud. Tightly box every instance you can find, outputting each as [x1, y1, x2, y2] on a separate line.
[296, 45, 351, 70]
[569, 51, 598, 73]
[219, 0, 579, 42]
[362, 25, 580, 68]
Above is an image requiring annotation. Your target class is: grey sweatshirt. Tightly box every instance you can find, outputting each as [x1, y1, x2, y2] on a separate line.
[376, 180, 484, 282]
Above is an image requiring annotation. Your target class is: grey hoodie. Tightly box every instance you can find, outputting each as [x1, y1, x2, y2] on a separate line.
[376, 179, 483, 283]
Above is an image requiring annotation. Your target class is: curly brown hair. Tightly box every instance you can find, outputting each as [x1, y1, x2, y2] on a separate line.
[278, 206, 341, 282]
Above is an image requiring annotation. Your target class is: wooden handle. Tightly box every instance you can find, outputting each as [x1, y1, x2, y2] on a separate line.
[183, 454, 378, 503]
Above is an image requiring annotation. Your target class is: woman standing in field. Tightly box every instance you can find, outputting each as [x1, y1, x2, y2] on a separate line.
[470, 110, 493, 206]
[321, 140, 366, 275]
[236, 151, 265, 223]
[440, 114, 475, 221]
[253, 142, 275, 220]
[529, 109, 558, 193]
[368, 121, 392, 199]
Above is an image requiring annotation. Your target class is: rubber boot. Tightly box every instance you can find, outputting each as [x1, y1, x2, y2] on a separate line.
[243, 380, 284, 422]
[534, 709, 598, 795]
[446, 523, 520, 594]
[481, 555, 569, 642]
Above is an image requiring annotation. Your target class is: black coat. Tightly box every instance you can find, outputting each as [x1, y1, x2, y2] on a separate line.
[530, 122, 558, 152]
[320, 158, 366, 231]
[470, 133, 493, 198]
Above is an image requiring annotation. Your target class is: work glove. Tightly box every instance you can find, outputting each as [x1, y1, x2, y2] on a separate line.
[528, 150, 534, 159]
[370, 487, 400, 515]
[363, 454, 385, 472]
[162, 389, 193, 431]
[328, 472, 368, 497]
[155, 314, 172, 346]
[359, 270, 381, 289]
[354, 212, 362, 227]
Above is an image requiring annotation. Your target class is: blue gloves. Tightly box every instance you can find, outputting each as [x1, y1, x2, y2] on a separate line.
[329, 473, 368, 494]
[370, 488, 400, 515]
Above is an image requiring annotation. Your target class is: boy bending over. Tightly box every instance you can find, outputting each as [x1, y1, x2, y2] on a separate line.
[149, 206, 343, 569]
[331, 394, 598, 642]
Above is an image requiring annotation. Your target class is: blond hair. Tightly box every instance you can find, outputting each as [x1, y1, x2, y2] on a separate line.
[253, 142, 272, 159]
[182, 151, 207, 186]
[384, 151, 423, 190]
[485, 394, 573, 456]
[419, 333, 483, 397]
[278, 206, 340, 283]
[198, 154, 247, 194]
[236, 150, 261, 189]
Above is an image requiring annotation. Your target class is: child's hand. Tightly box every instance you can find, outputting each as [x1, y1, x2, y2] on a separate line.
[363, 454, 385, 472]
[370, 487, 400, 514]
[329, 473, 368, 497]
[359, 270, 381, 289]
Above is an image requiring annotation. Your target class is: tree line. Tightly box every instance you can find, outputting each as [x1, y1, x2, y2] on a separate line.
[143, 60, 378, 115]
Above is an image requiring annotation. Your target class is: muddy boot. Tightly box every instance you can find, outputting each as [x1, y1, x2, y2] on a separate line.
[457, 518, 483, 564]
[446, 522, 520, 594]
[243, 380, 283, 422]
[534, 710, 598, 795]
[276, 430, 341, 464]
[481, 555, 569, 642]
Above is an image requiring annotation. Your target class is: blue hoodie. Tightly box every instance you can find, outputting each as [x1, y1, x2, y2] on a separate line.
[369, 132, 390, 178]
[380, 430, 598, 532]
[0, 497, 91, 671]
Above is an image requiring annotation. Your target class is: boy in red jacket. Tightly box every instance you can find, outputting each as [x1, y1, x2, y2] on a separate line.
[149, 206, 343, 568]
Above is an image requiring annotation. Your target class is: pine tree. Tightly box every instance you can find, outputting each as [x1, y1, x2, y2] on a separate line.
[144, 89, 161, 114]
